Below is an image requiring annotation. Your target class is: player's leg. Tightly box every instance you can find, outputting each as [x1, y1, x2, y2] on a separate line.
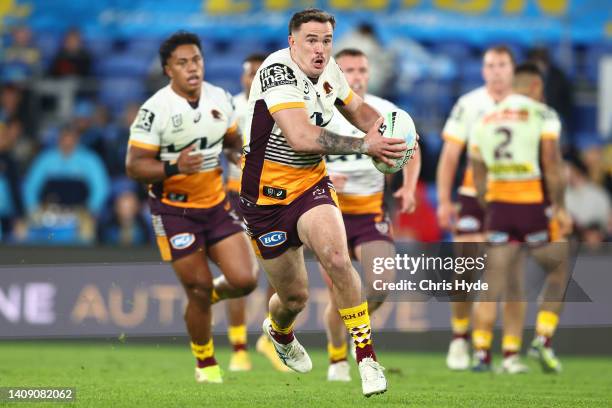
[259, 246, 313, 373]
[448, 194, 486, 370]
[208, 232, 258, 372]
[354, 239, 396, 314]
[499, 249, 529, 374]
[529, 241, 570, 373]
[319, 263, 351, 381]
[471, 243, 517, 371]
[447, 238, 482, 371]
[298, 204, 387, 396]
[255, 283, 291, 372]
[172, 250, 222, 383]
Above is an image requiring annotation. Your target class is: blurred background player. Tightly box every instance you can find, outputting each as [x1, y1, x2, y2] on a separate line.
[436, 45, 518, 370]
[469, 62, 572, 373]
[240, 9, 408, 396]
[223, 53, 289, 372]
[321, 48, 421, 382]
[126, 31, 258, 384]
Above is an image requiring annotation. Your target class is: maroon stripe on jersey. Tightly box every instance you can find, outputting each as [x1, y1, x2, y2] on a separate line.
[241, 99, 274, 202]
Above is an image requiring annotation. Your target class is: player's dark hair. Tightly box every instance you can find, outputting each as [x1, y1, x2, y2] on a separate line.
[334, 48, 366, 60]
[243, 53, 267, 64]
[288, 8, 335, 34]
[514, 62, 544, 80]
[484, 44, 515, 66]
[159, 31, 202, 73]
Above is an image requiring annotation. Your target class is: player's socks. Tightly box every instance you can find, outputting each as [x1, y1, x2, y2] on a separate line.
[339, 301, 377, 363]
[471, 329, 492, 371]
[531, 311, 562, 373]
[502, 335, 521, 359]
[228, 325, 248, 352]
[451, 317, 470, 340]
[328, 342, 348, 363]
[268, 315, 295, 345]
[535, 310, 559, 347]
[191, 339, 217, 368]
[210, 288, 220, 305]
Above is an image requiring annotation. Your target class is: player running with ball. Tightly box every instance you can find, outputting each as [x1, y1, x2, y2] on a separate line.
[239, 8, 412, 396]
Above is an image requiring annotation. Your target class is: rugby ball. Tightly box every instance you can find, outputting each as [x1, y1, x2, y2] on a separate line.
[372, 110, 417, 174]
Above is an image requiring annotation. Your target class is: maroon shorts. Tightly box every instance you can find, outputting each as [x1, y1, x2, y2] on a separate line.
[227, 190, 242, 218]
[343, 212, 393, 251]
[149, 197, 244, 262]
[239, 177, 338, 259]
[485, 201, 550, 244]
[456, 194, 485, 234]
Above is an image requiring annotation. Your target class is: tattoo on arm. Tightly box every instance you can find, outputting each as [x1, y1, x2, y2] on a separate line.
[316, 128, 368, 155]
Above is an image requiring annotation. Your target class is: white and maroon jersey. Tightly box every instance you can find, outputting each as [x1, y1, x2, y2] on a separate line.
[241, 48, 354, 206]
[129, 82, 237, 208]
[226, 91, 248, 192]
[325, 94, 397, 215]
[442, 86, 496, 197]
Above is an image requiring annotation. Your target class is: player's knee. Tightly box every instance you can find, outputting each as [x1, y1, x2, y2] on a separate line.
[321, 251, 352, 275]
[184, 281, 213, 304]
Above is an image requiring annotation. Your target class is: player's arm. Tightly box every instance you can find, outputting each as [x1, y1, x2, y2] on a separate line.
[393, 141, 421, 213]
[436, 140, 463, 229]
[336, 92, 380, 133]
[223, 122, 243, 165]
[469, 146, 488, 208]
[541, 138, 572, 234]
[125, 144, 203, 184]
[271, 108, 406, 167]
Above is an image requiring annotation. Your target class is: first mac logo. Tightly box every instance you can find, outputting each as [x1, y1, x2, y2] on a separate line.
[260, 63, 297, 92]
[258, 231, 287, 247]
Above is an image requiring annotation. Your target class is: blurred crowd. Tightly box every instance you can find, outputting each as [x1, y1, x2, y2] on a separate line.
[0, 23, 610, 247]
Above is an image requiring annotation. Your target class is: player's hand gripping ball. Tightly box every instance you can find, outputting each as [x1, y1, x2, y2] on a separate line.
[372, 110, 417, 174]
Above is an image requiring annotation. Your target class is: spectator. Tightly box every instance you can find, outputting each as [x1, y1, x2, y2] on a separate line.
[98, 182, 150, 246]
[103, 102, 139, 176]
[73, 100, 106, 157]
[335, 23, 394, 96]
[527, 47, 574, 137]
[0, 118, 26, 241]
[47, 28, 92, 78]
[2, 24, 41, 81]
[23, 123, 110, 216]
[565, 156, 611, 244]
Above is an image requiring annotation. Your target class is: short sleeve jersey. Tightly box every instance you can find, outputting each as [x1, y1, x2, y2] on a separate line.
[441, 86, 496, 196]
[325, 94, 397, 215]
[469, 93, 561, 204]
[129, 82, 237, 208]
[240, 48, 354, 206]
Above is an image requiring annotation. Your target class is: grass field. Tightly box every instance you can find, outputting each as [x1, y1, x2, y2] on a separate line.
[1, 342, 611, 407]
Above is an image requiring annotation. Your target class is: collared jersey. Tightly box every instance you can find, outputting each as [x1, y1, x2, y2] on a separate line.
[442, 86, 496, 197]
[469, 93, 561, 204]
[129, 82, 237, 208]
[240, 48, 354, 205]
[325, 94, 397, 215]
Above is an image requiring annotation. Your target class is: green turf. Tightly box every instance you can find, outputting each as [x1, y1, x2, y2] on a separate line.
[0, 342, 611, 407]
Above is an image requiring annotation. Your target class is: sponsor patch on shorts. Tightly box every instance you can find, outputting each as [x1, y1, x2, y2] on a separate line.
[487, 231, 509, 243]
[457, 216, 481, 232]
[526, 230, 549, 243]
[170, 233, 196, 250]
[258, 231, 287, 247]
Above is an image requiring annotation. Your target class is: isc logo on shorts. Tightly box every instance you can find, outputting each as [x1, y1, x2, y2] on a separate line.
[170, 233, 196, 250]
[258, 231, 287, 247]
